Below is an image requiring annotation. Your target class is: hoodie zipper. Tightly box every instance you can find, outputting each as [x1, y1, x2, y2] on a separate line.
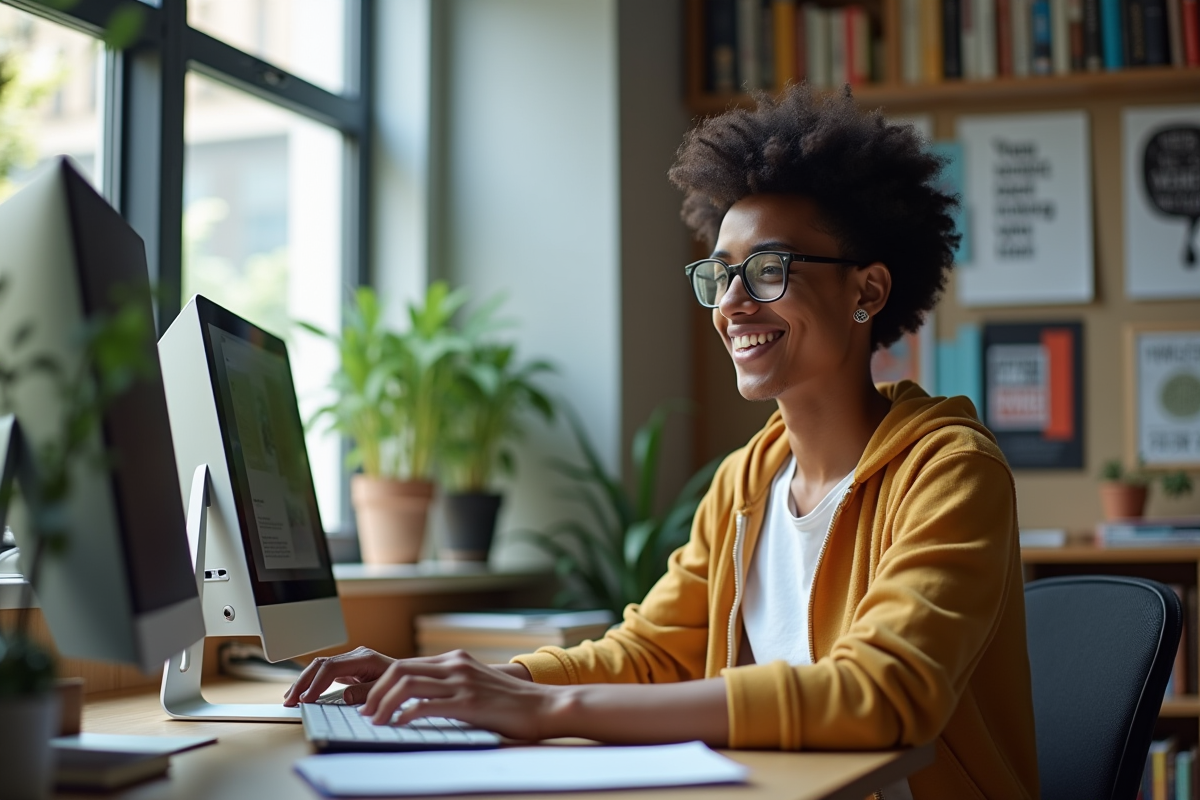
[806, 482, 856, 665]
[726, 510, 748, 670]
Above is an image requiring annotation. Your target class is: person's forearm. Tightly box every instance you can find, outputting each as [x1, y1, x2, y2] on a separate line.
[542, 677, 729, 747]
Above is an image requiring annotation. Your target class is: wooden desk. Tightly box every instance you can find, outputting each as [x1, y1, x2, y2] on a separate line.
[60, 682, 934, 800]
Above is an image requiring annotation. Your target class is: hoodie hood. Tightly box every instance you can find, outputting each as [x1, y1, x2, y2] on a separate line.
[733, 380, 995, 510]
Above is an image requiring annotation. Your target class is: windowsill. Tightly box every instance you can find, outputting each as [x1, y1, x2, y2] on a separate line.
[0, 564, 551, 609]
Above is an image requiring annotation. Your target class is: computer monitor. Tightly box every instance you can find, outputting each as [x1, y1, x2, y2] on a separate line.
[0, 157, 205, 673]
[158, 294, 346, 721]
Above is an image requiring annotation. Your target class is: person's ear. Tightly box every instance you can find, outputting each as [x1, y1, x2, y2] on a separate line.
[855, 262, 891, 319]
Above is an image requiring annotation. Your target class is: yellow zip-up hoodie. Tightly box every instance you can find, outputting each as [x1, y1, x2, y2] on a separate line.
[514, 381, 1039, 799]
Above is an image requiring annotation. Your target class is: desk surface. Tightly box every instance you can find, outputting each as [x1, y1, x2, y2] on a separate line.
[60, 681, 933, 800]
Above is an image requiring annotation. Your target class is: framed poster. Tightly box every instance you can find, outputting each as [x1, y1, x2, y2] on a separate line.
[1123, 105, 1200, 300]
[871, 313, 936, 392]
[1126, 322, 1200, 469]
[956, 111, 1094, 306]
[982, 322, 1084, 469]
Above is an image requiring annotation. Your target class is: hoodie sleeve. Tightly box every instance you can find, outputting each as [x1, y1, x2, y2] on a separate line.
[512, 454, 737, 686]
[723, 448, 1021, 750]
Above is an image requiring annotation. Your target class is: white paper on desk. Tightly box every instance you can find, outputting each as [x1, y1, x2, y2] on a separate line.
[294, 741, 748, 797]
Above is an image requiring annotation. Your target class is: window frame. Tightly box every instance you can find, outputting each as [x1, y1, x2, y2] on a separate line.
[0, 0, 373, 534]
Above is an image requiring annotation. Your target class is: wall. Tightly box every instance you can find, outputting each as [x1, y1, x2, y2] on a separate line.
[690, 87, 1200, 532]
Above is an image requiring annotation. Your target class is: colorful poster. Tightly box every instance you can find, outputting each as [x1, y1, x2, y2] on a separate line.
[1130, 325, 1200, 468]
[956, 111, 1094, 306]
[982, 322, 1084, 469]
[1123, 105, 1200, 300]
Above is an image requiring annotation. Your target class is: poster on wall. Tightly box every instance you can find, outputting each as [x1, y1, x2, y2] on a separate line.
[1123, 106, 1200, 300]
[871, 313, 936, 392]
[956, 111, 1094, 306]
[981, 322, 1084, 469]
[1127, 323, 1200, 469]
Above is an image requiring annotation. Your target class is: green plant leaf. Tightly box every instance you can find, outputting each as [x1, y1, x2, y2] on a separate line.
[103, 3, 147, 51]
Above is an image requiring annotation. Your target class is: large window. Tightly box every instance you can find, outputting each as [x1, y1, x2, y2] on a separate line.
[0, 0, 371, 534]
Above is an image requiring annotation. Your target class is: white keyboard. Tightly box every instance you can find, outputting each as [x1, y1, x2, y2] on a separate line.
[300, 702, 501, 752]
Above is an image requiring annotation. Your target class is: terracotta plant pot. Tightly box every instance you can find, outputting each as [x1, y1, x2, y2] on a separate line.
[1100, 482, 1149, 521]
[0, 690, 60, 800]
[442, 492, 503, 562]
[351, 475, 435, 564]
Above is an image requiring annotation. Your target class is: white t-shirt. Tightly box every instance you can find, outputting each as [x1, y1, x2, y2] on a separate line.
[740, 457, 914, 800]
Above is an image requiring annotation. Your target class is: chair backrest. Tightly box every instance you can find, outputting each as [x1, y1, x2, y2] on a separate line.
[1025, 575, 1182, 800]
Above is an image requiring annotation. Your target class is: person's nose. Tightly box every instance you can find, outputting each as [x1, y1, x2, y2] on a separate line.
[718, 274, 758, 318]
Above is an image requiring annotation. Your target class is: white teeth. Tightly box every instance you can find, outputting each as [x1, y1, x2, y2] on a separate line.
[733, 332, 779, 350]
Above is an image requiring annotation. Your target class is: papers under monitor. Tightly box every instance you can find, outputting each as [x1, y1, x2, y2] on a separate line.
[294, 741, 749, 797]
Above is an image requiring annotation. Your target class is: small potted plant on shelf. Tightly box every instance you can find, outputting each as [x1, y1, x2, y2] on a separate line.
[438, 340, 556, 561]
[305, 283, 470, 564]
[1099, 459, 1151, 521]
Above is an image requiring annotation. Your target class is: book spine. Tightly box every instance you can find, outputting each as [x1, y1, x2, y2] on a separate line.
[922, 0, 946, 80]
[1129, 0, 1149, 64]
[760, 0, 776, 89]
[1050, 0, 1071, 71]
[847, 6, 871, 84]
[1125, 0, 1137, 65]
[707, 0, 740, 92]
[805, 5, 831, 88]
[793, 2, 807, 81]
[902, 0, 923, 82]
[773, 0, 798, 88]
[1185, 0, 1200, 64]
[1143, 0, 1170, 62]
[944, 0, 964, 77]
[737, 0, 762, 89]
[998, 0, 1016, 73]
[1175, 749, 1193, 800]
[1101, 0, 1126, 67]
[829, 7, 848, 86]
[1154, 746, 1167, 800]
[1084, 0, 1105, 68]
[1033, 0, 1055, 71]
[1167, 0, 1185, 65]
[1069, 0, 1087, 67]
[1013, 0, 1033, 73]
[978, 0, 999, 77]
[963, 0, 980, 78]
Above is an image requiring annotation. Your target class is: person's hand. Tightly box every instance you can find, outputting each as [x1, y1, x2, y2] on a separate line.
[355, 649, 557, 741]
[283, 646, 396, 706]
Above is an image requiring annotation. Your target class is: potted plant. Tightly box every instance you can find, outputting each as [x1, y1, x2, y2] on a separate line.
[305, 283, 469, 564]
[1099, 460, 1151, 521]
[439, 341, 555, 561]
[518, 406, 722, 617]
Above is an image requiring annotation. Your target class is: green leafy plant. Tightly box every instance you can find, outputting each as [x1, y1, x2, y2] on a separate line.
[1161, 471, 1194, 500]
[1100, 459, 1150, 487]
[440, 342, 556, 492]
[519, 406, 722, 617]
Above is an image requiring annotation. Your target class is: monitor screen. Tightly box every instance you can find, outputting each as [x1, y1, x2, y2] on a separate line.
[198, 299, 336, 606]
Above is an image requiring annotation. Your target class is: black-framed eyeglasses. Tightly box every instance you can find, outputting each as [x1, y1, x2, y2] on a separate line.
[684, 251, 867, 308]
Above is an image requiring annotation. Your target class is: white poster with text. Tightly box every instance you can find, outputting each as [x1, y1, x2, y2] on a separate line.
[956, 111, 1093, 306]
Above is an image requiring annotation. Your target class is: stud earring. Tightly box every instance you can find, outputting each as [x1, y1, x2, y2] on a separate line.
[853, 308, 870, 324]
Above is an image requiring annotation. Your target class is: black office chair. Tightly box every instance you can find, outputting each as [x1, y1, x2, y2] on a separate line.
[1025, 575, 1183, 800]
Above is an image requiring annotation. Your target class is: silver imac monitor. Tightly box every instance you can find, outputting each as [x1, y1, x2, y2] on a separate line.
[0, 157, 205, 673]
[158, 294, 346, 721]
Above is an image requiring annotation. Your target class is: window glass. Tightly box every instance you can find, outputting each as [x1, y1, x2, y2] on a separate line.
[0, 5, 104, 201]
[183, 72, 343, 532]
[188, 0, 347, 94]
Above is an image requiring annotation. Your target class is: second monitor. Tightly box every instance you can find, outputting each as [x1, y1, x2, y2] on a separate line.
[159, 294, 346, 721]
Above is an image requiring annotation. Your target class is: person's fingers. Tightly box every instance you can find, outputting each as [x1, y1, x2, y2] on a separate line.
[284, 656, 332, 705]
[288, 647, 391, 705]
[339, 681, 376, 705]
[365, 675, 456, 725]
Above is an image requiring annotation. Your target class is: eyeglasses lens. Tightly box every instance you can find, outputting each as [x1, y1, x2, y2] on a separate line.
[744, 253, 786, 302]
[692, 261, 728, 306]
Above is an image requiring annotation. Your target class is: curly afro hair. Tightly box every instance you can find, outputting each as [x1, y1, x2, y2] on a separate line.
[668, 85, 959, 350]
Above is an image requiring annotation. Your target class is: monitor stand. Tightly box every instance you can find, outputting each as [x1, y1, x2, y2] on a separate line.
[160, 465, 300, 723]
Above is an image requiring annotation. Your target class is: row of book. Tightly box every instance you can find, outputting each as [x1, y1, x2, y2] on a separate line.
[702, 0, 1200, 94]
[705, 1, 883, 91]
[1142, 738, 1198, 800]
[1097, 518, 1200, 547]
[905, 0, 1200, 84]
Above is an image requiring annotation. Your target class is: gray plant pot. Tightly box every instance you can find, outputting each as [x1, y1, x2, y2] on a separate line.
[442, 492, 503, 562]
[0, 690, 59, 799]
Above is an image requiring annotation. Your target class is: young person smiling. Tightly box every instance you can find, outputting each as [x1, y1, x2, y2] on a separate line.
[285, 86, 1039, 800]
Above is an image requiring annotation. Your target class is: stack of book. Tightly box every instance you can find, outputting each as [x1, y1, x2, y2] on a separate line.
[705, 0, 882, 92]
[900, 0, 1200, 84]
[1096, 517, 1200, 547]
[415, 609, 616, 664]
[1141, 738, 1198, 799]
